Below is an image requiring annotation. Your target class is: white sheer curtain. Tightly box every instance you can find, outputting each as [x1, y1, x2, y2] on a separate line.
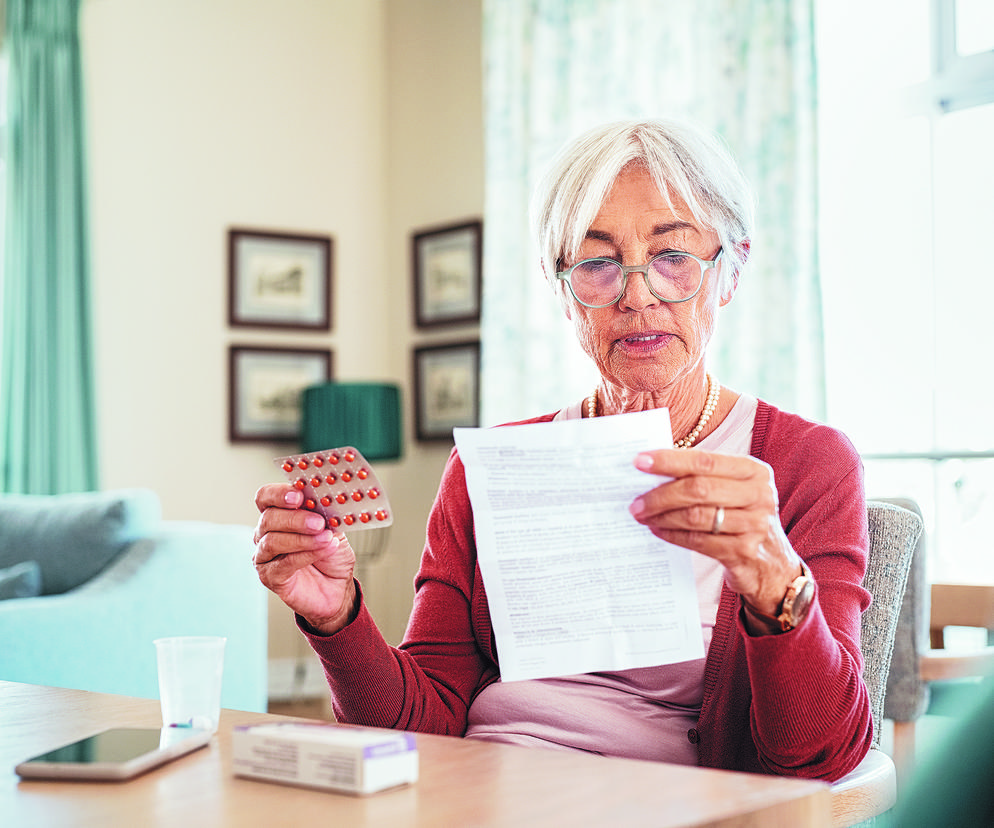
[481, 0, 822, 426]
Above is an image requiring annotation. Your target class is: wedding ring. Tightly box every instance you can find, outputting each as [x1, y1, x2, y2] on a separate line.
[711, 506, 725, 535]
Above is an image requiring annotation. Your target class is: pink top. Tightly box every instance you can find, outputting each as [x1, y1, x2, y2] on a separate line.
[463, 396, 758, 762]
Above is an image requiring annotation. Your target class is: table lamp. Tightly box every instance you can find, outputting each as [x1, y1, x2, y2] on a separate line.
[301, 382, 402, 461]
[301, 382, 402, 569]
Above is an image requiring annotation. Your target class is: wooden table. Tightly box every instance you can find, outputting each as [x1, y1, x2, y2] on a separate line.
[1, 681, 830, 826]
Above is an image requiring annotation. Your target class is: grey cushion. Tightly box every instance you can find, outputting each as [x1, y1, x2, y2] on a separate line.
[0, 560, 42, 600]
[861, 500, 923, 745]
[0, 489, 161, 595]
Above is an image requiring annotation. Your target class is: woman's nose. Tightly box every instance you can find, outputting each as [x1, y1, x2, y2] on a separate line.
[617, 266, 660, 312]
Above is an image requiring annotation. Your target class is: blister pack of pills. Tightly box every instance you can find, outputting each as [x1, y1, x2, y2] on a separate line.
[274, 447, 392, 531]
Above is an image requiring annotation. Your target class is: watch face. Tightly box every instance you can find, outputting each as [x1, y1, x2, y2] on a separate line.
[789, 578, 816, 625]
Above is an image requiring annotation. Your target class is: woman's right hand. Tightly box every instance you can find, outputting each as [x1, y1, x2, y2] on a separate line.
[253, 483, 358, 636]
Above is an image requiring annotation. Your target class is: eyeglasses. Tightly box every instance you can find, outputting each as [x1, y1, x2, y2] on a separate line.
[555, 248, 723, 308]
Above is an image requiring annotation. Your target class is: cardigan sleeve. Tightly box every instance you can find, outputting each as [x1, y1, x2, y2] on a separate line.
[744, 458, 872, 779]
[699, 407, 873, 781]
[301, 449, 498, 734]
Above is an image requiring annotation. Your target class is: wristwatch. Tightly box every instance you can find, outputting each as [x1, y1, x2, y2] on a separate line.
[777, 563, 816, 631]
[742, 563, 816, 634]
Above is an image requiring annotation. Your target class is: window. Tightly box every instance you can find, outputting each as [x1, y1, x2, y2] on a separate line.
[818, 0, 994, 581]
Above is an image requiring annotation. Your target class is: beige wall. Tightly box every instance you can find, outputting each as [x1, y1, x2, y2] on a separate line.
[80, 0, 483, 650]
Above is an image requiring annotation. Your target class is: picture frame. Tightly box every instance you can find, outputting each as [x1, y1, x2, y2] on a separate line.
[413, 340, 481, 441]
[228, 228, 333, 331]
[412, 220, 482, 328]
[228, 346, 333, 443]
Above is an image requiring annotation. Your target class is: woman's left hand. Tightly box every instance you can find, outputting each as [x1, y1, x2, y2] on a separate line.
[629, 448, 802, 616]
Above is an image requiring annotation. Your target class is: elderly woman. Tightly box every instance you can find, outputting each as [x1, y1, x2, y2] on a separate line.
[253, 119, 872, 781]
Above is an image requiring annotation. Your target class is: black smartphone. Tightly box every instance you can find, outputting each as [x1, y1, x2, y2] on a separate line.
[15, 727, 211, 781]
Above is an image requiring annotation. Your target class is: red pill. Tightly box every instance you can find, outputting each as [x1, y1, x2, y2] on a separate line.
[325, 473, 337, 485]
[359, 512, 372, 523]
[297, 459, 309, 470]
[341, 471, 352, 482]
[312, 456, 324, 467]
[351, 490, 363, 502]
[328, 516, 340, 528]
[344, 450, 356, 463]
[282, 461, 294, 473]
[310, 476, 322, 487]
[357, 468, 369, 480]
[320, 496, 332, 507]
[375, 510, 388, 521]
[305, 499, 316, 510]
[293, 478, 306, 490]
[367, 488, 380, 499]
[343, 514, 355, 526]
[328, 453, 340, 465]
[335, 493, 347, 504]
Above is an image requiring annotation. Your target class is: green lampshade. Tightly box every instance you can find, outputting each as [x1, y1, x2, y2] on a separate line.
[301, 382, 402, 461]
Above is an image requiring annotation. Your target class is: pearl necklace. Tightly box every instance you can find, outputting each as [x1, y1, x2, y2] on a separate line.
[586, 373, 721, 450]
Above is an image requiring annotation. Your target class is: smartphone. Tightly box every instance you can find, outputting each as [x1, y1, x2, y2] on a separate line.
[15, 727, 211, 781]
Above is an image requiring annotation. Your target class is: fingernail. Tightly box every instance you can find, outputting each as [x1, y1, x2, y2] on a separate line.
[634, 454, 653, 471]
[285, 490, 303, 506]
[304, 513, 325, 531]
[630, 497, 645, 517]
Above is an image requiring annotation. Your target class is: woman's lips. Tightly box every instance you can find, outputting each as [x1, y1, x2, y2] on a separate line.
[616, 331, 672, 353]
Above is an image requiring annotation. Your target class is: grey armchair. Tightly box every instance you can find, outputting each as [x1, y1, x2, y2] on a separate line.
[830, 499, 923, 827]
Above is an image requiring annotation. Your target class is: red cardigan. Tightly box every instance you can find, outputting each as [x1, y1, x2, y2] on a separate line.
[303, 400, 873, 781]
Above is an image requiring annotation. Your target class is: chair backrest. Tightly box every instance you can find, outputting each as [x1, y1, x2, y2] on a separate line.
[861, 500, 924, 744]
[880, 498, 931, 724]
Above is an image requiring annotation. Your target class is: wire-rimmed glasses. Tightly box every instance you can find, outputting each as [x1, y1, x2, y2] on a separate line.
[555, 248, 723, 308]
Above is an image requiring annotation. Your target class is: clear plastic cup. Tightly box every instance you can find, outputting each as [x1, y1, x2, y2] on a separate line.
[154, 636, 226, 733]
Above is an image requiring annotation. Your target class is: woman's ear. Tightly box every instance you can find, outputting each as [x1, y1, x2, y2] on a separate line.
[719, 240, 750, 305]
[543, 260, 573, 320]
[737, 239, 751, 266]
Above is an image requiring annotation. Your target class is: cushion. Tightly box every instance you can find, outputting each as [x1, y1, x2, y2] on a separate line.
[0, 489, 161, 595]
[0, 560, 42, 600]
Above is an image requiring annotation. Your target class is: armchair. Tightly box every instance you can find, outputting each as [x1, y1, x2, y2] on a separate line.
[830, 499, 923, 827]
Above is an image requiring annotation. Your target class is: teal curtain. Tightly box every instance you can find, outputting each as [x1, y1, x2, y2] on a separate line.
[481, 0, 823, 425]
[1, 0, 97, 493]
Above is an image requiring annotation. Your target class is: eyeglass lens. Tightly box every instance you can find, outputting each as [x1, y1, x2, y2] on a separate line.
[568, 254, 705, 306]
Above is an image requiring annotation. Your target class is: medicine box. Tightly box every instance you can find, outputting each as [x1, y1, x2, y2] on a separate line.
[232, 722, 418, 795]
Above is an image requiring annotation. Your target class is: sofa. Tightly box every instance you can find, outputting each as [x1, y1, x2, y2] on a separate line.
[0, 488, 268, 713]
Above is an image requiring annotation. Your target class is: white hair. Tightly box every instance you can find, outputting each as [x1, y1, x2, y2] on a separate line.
[530, 118, 755, 297]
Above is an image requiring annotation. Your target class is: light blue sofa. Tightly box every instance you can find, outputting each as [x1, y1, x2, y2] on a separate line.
[0, 489, 268, 713]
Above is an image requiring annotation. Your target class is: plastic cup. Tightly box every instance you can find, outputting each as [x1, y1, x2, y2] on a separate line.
[154, 636, 226, 733]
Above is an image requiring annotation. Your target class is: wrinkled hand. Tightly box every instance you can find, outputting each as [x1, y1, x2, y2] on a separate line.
[628, 449, 802, 615]
[253, 483, 357, 635]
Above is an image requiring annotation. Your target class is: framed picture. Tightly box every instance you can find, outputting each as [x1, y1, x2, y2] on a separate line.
[228, 346, 333, 443]
[412, 220, 482, 328]
[228, 228, 332, 331]
[413, 340, 480, 441]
